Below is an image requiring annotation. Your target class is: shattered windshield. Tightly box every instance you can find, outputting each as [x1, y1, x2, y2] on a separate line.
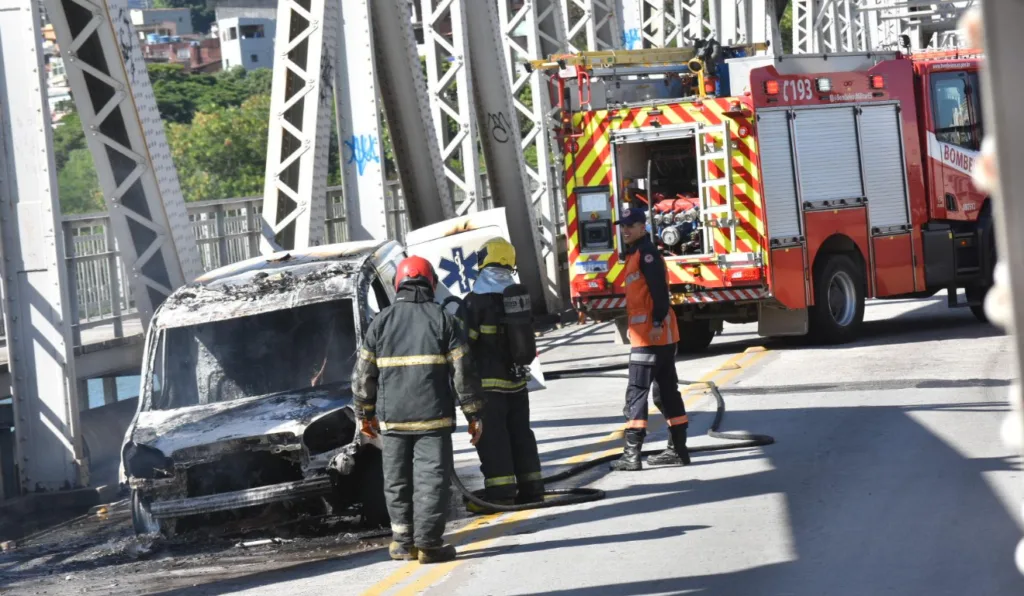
[147, 299, 358, 411]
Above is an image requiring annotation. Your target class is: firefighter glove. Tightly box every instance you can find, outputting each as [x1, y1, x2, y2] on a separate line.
[468, 419, 483, 446]
[360, 416, 380, 439]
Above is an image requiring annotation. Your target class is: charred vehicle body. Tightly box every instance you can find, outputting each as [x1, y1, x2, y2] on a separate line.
[121, 241, 417, 535]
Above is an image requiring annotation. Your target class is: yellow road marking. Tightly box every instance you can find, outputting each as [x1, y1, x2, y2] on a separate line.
[360, 513, 503, 596]
[394, 510, 536, 596]
[361, 344, 771, 595]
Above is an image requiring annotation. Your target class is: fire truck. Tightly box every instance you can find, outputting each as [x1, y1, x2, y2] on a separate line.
[532, 43, 991, 351]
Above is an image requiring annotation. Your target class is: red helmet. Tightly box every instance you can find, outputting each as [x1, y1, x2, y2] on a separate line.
[395, 256, 437, 291]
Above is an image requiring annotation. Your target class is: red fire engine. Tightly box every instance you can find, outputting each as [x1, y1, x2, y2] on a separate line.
[532, 43, 991, 351]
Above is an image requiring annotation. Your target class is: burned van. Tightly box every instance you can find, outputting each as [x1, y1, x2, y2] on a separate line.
[121, 241, 412, 535]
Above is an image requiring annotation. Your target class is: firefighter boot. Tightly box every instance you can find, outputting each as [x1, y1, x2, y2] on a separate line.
[646, 434, 682, 466]
[671, 424, 691, 465]
[418, 544, 457, 564]
[609, 430, 644, 471]
[389, 542, 419, 561]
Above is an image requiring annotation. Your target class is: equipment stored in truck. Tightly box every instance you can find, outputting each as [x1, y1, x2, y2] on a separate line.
[536, 43, 992, 349]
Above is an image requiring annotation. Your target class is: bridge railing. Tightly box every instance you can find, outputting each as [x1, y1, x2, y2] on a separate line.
[0, 174, 499, 346]
[0, 183, 416, 346]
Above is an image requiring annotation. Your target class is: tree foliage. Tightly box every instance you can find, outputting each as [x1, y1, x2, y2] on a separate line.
[168, 94, 271, 201]
[56, 67, 276, 212]
[149, 64, 272, 124]
[57, 149, 104, 214]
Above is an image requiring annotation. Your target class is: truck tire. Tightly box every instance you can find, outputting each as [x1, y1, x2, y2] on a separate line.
[677, 319, 715, 353]
[809, 253, 865, 344]
[355, 446, 390, 528]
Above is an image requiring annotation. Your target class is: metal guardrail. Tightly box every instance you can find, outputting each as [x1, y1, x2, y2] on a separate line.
[0, 183, 411, 347]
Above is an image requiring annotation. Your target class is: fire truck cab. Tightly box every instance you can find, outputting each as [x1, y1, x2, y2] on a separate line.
[544, 45, 991, 350]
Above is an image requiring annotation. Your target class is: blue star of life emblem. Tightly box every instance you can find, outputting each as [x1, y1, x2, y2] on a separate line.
[438, 247, 479, 294]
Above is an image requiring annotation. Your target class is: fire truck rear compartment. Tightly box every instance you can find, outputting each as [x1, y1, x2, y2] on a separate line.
[614, 136, 705, 256]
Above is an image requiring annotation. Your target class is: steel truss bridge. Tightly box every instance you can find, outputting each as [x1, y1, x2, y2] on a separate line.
[0, 0, 972, 500]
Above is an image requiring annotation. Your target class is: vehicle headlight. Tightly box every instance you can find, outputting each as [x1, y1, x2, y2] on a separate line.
[661, 225, 682, 246]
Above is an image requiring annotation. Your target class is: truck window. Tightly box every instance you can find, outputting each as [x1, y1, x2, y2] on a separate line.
[931, 71, 983, 151]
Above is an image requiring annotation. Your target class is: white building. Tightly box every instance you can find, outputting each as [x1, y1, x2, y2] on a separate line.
[218, 17, 275, 71]
[130, 8, 193, 36]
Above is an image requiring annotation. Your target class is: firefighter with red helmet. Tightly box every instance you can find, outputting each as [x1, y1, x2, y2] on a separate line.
[610, 206, 692, 472]
[352, 256, 484, 564]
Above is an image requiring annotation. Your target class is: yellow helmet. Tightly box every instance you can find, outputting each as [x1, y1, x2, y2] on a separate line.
[478, 237, 516, 269]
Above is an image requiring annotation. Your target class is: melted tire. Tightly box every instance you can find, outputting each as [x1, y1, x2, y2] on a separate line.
[809, 253, 865, 344]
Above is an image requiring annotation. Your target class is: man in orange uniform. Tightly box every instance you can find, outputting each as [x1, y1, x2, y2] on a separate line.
[610, 206, 692, 471]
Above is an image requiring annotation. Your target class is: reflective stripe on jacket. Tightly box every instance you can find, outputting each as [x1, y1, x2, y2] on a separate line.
[352, 281, 483, 433]
[464, 292, 528, 394]
[624, 237, 678, 348]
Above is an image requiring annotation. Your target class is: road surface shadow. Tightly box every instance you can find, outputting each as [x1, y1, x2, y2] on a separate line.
[500, 403, 1024, 596]
[137, 399, 1024, 596]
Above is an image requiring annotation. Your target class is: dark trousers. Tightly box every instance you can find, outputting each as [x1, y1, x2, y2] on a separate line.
[381, 432, 452, 549]
[474, 390, 544, 501]
[625, 344, 688, 435]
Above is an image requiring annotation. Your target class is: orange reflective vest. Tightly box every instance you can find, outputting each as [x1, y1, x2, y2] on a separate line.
[624, 247, 678, 348]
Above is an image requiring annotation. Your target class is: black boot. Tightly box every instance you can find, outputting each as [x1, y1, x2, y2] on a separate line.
[670, 425, 691, 465]
[646, 434, 682, 466]
[610, 430, 644, 471]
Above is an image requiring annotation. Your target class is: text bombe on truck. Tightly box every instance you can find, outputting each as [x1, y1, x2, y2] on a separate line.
[534, 42, 991, 351]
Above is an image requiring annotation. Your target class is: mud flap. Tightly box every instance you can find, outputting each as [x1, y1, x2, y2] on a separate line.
[758, 302, 808, 337]
[403, 208, 547, 391]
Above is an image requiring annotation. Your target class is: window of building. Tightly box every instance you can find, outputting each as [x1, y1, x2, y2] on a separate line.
[240, 24, 265, 39]
[225, 58, 230, 68]
[227, 27, 238, 40]
[250, 54, 258, 63]
[931, 71, 983, 151]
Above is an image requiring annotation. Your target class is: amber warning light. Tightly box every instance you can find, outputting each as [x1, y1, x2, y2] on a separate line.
[764, 80, 780, 95]
[870, 75, 885, 89]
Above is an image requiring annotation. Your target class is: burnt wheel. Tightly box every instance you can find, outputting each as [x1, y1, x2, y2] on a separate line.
[355, 447, 389, 528]
[809, 253, 865, 344]
[677, 319, 715, 354]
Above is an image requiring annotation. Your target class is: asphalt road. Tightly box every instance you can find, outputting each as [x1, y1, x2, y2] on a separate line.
[5, 294, 1023, 595]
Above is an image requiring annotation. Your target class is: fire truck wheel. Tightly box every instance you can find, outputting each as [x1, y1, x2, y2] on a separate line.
[809, 253, 865, 344]
[677, 319, 715, 353]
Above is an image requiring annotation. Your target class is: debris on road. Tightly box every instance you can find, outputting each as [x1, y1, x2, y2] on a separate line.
[234, 537, 294, 548]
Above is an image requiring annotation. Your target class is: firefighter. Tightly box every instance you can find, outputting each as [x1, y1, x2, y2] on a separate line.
[610, 206, 692, 472]
[463, 237, 544, 506]
[351, 256, 484, 564]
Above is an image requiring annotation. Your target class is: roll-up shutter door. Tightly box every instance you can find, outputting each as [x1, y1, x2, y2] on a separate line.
[758, 110, 801, 239]
[793, 107, 863, 202]
[859, 104, 910, 228]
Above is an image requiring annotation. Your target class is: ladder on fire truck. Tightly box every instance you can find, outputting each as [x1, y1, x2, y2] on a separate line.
[696, 123, 736, 253]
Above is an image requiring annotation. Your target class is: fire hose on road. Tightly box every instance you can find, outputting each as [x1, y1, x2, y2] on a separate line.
[449, 367, 777, 514]
[434, 296, 776, 514]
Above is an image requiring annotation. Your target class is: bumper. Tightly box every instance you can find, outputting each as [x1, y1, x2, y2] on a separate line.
[148, 476, 333, 518]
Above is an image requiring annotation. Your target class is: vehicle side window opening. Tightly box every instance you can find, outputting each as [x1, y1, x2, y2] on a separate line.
[931, 71, 983, 151]
[147, 299, 359, 411]
[366, 274, 391, 319]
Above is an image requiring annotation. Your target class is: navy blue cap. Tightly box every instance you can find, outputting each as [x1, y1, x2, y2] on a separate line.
[615, 206, 649, 227]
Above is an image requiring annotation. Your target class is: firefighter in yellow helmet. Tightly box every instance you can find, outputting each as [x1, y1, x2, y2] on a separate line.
[462, 237, 544, 506]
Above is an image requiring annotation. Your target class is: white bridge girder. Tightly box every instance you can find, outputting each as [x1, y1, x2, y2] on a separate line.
[0, 0, 83, 494]
[45, 0, 201, 323]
